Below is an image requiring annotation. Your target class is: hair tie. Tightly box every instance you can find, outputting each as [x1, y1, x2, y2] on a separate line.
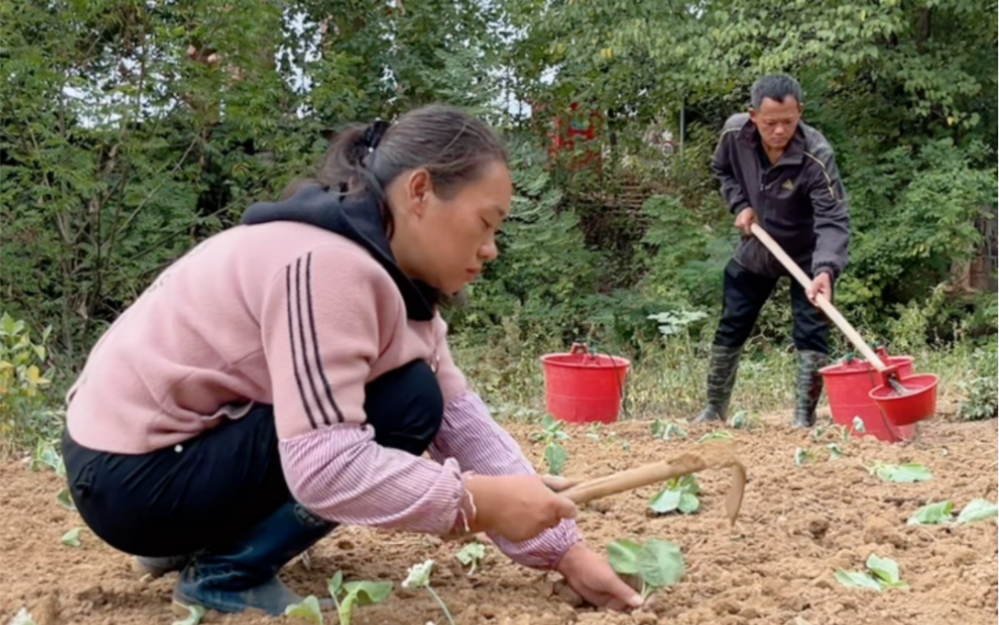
[362, 120, 390, 152]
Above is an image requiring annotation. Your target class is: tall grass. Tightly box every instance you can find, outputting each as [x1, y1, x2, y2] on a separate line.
[452, 327, 995, 424]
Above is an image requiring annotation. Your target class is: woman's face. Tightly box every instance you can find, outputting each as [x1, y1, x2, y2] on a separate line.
[389, 160, 512, 294]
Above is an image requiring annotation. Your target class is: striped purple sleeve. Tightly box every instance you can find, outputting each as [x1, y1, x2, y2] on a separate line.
[279, 423, 466, 534]
[427, 391, 582, 570]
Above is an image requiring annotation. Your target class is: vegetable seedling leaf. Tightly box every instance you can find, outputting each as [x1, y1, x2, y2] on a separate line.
[851, 416, 866, 434]
[728, 410, 749, 429]
[544, 442, 567, 476]
[827, 443, 844, 459]
[172, 604, 207, 625]
[455, 543, 486, 574]
[906, 501, 954, 526]
[56, 488, 76, 511]
[871, 463, 932, 483]
[696, 431, 733, 443]
[606, 539, 642, 575]
[794, 447, 813, 466]
[956, 499, 999, 524]
[402, 559, 435, 589]
[865, 554, 902, 584]
[60, 528, 81, 548]
[327, 570, 343, 597]
[834, 569, 882, 592]
[284, 596, 323, 625]
[343, 580, 392, 606]
[636, 539, 685, 588]
[340, 579, 393, 623]
[678, 492, 700, 514]
[648, 488, 681, 514]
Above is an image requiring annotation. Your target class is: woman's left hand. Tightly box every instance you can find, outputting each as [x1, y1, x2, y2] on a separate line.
[556, 543, 644, 611]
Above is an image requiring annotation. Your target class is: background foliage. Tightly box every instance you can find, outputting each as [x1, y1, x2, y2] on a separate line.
[2, 0, 996, 445]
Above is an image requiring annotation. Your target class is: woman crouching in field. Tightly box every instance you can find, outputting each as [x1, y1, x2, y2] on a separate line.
[61, 104, 644, 617]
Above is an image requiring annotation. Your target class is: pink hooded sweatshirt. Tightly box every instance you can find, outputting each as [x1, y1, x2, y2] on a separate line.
[65, 185, 579, 570]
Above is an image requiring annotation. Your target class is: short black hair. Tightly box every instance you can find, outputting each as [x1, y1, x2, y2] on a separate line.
[750, 74, 803, 109]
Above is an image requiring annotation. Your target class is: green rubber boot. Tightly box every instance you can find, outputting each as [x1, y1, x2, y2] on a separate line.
[692, 345, 744, 423]
[793, 350, 828, 428]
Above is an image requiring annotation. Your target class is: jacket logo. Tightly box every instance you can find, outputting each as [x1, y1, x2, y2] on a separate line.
[781, 179, 795, 191]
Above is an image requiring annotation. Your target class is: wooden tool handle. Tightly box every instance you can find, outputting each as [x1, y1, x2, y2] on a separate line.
[559, 445, 747, 525]
[749, 223, 888, 372]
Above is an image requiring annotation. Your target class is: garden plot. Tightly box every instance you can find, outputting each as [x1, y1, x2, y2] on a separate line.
[1, 415, 996, 625]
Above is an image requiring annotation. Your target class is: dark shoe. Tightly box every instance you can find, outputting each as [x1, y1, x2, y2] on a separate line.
[793, 350, 828, 428]
[172, 501, 336, 615]
[692, 344, 744, 423]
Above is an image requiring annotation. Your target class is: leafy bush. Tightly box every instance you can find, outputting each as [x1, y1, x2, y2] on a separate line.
[0, 313, 63, 452]
[957, 343, 998, 421]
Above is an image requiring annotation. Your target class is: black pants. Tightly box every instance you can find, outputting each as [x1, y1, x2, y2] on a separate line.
[713, 259, 829, 353]
[63, 359, 443, 558]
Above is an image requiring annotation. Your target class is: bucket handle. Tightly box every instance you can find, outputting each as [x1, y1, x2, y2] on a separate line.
[570, 339, 630, 419]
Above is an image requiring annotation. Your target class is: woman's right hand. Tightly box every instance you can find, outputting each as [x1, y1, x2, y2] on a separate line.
[465, 474, 577, 543]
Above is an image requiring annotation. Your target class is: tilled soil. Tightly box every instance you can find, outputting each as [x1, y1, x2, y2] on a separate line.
[1, 413, 996, 625]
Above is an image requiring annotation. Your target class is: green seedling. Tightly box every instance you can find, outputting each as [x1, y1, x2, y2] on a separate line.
[648, 475, 699, 515]
[455, 543, 486, 575]
[328, 571, 392, 625]
[606, 538, 685, 599]
[543, 442, 567, 476]
[728, 410, 758, 430]
[285, 571, 392, 625]
[696, 431, 733, 444]
[955, 498, 999, 524]
[826, 443, 844, 459]
[56, 488, 75, 511]
[651, 418, 687, 440]
[794, 447, 814, 465]
[835, 553, 908, 592]
[907, 501, 954, 526]
[585, 422, 603, 440]
[29, 441, 76, 511]
[285, 596, 324, 625]
[402, 559, 454, 625]
[870, 463, 932, 483]
[172, 604, 206, 625]
[907, 499, 998, 526]
[30, 440, 65, 476]
[531, 415, 570, 476]
[61, 527, 82, 548]
[529, 414, 570, 444]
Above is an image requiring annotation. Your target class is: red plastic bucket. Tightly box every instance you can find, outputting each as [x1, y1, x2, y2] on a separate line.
[869, 374, 939, 426]
[540, 343, 630, 424]
[819, 354, 917, 443]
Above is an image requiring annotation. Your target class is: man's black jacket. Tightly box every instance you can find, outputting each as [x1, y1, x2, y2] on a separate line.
[710, 113, 850, 280]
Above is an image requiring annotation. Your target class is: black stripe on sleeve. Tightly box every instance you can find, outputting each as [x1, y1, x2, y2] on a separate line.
[286, 264, 318, 429]
[304, 253, 346, 423]
[294, 255, 332, 426]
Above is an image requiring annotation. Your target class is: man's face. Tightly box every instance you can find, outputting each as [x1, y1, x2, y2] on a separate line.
[749, 97, 802, 152]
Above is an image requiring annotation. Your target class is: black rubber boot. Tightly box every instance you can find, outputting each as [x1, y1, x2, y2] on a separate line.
[172, 501, 336, 615]
[692, 345, 744, 423]
[793, 350, 828, 428]
[134, 553, 201, 578]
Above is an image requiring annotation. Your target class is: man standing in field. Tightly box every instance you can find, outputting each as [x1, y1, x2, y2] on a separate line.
[694, 74, 850, 428]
